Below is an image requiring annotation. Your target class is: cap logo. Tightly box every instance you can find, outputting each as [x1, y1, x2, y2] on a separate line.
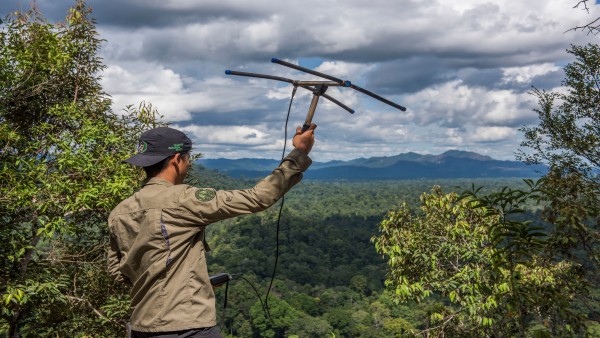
[138, 141, 148, 153]
[168, 143, 184, 152]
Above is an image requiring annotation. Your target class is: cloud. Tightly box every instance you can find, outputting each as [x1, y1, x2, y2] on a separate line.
[442, 128, 465, 146]
[365, 57, 453, 94]
[501, 63, 562, 85]
[403, 80, 539, 128]
[472, 126, 518, 142]
[179, 124, 272, 145]
[102, 64, 183, 95]
[50, 0, 592, 67]
[460, 68, 505, 88]
[2, 0, 600, 161]
[102, 61, 299, 124]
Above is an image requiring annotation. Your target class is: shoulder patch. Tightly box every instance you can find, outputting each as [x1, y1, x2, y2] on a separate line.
[195, 189, 216, 202]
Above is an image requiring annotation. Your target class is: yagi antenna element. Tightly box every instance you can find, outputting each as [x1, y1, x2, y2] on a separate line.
[225, 58, 406, 132]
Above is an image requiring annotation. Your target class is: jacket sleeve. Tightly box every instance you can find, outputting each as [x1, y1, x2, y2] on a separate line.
[108, 231, 132, 286]
[176, 148, 311, 225]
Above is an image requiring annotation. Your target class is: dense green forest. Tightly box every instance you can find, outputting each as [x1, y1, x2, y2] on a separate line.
[192, 166, 599, 337]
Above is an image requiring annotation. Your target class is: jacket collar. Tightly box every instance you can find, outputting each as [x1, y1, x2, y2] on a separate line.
[143, 177, 174, 188]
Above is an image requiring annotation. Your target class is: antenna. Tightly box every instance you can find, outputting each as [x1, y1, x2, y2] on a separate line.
[226, 58, 406, 132]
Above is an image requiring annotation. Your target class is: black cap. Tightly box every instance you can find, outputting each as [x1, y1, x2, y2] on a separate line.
[123, 127, 192, 167]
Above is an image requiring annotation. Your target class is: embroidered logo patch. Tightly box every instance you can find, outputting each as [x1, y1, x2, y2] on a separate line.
[196, 189, 216, 202]
[168, 143, 184, 151]
[138, 141, 148, 153]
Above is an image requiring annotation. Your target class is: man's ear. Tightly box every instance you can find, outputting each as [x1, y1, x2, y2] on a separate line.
[161, 154, 178, 171]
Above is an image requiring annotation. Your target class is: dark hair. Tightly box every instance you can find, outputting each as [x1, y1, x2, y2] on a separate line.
[142, 152, 189, 178]
[143, 156, 172, 177]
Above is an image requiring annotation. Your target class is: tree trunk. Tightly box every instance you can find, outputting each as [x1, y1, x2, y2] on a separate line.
[9, 219, 41, 337]
[19, 231, 40, 277]
[9, 310, 22, 338]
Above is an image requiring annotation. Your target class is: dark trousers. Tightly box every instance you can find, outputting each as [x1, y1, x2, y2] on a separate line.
[131, 326, 223, 338]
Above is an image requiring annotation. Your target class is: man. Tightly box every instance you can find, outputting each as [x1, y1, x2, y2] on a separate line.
[108, 124, 316, 337]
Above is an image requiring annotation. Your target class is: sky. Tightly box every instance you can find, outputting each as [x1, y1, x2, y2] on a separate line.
[2, 0, 600, 161]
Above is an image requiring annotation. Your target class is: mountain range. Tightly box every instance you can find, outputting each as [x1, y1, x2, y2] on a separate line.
[196, 150, 546, 180]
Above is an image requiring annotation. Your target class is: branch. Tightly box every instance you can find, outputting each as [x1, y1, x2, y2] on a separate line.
[567, 22, 600, 35]
[418, 313, 460, 336]
[19, 213, 42, 277]
[65, 295, 125, 325]
[567, 0, 600, 35]
[573, 0, 590, 13]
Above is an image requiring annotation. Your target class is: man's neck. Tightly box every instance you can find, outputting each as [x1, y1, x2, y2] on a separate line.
[155, 170, 178, 185]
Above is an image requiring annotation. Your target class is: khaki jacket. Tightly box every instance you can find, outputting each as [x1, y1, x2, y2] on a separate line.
[108, 149, 311, 332]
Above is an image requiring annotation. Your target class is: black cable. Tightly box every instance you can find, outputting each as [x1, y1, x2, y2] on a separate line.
[217, 273, 269, 333]
[265, 84, 298, 321]
[280, 85, 298, 161]
[217, 85, 298, 331]
[235, 274, 270, 318]
[220, 281, 229, 330]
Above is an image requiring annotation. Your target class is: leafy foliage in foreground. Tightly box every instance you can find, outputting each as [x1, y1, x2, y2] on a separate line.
[374, 44, 600, 337]
[373, 183, 591, 336]
[0, 3, 165, 336]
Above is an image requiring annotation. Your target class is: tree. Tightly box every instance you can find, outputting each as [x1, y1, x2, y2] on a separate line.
[518, 43, 599, 296]
[374, 41, 600, 336]
[519, 44, 599, 191]
[250, 297, 297, 338]
[349, 275, 368, 296]
[0, 2, 164, 336]
[373, 185, 595, 336]
[288, 312, 333, 338]
[324, 308, 355, 337]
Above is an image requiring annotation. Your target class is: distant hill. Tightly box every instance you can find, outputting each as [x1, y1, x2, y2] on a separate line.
[196, 150, 546, 180]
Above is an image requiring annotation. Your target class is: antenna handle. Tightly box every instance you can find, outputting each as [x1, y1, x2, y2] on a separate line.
[302, 95, 320, 132]
[302, 85, 328, 132]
